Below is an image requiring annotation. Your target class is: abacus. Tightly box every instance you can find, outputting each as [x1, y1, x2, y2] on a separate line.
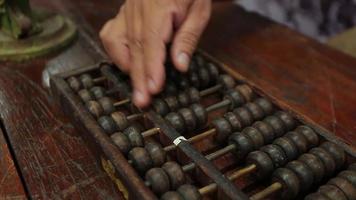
[50, 51, 356, 200]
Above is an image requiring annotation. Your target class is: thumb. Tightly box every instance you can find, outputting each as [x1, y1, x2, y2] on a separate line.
[171, 0, 211, 72]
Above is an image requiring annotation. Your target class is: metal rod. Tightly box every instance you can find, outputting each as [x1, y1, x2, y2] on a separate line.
[127, 113, 143, 121]
[93, 76, 106, 83]
[200, 84, 221, 97]
[249, 182, 283, 200]
[206, 99, 230, 113]
[141, 127, 160, 138]
[114, 99, 131, 107]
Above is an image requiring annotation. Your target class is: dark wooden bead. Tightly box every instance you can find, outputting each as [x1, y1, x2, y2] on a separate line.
[177, 92, 191, 107]
[67, 76, 82, 91]
[165, 112, 186, 133]
[328, 177, 356, 200]
[177, 184, 202, 200]
[98, 116, 117, 134]
[111, 132, 131, 155]
[124, 125, 144, 147]
[152, 98, 170, 116]
[320, 142, 345, 170]
[235, 84, 254, 102]
[161, 192, 184, 200]
[164, 96, 180, 112]
[285, 131, 308, 154]
[79, 73, 94, 89]
[233, 107, 254, 127]
[224, 90, 245, 109]
[298, 153, 325, 185]
[272, 168, 300, 200]
[245, 102, 264, 120]
[295, 125, 319, 148]
[195, 54, 205, 67]
[178, 108, 197, 132]
[178, 77, 190, 89]
[207, 63, 219, 82]
[260, 144, 288, 168]
[90, 86, 106, 99]
[263, 116, 286, 137]
[165, 83, 178, 95]
[338, 170, 356, 187]
[218, 75, 235, 90]
[349, 163, 356, 172]
[255, 98, 273, 115]
[198, 67, 210, 88]
[187, 88, 200, 103]
[243, 127, 265, 149]
[78, 89, 95, 102]
[189, 72, 200, 89]
[246, 151, 274, 180]
[128, 147, 153, 174]
[111, 111, 129, 131]
[224, 112, 242, 131]
[190, 104, 207, 127]
[229, 133, 254, 159]
[145, 168, 170, 195]
[212, 118, 232, 143]
[274, 111, 296, 131]
[162, 162, 186, 190]
[273, 137, 298, 161]
[310, 147, 336, 176]
[252, 121, 275, 144]
[305, 193, 332, 200]
[318, 185, 347, 200]
[145, 142, 166, 167]
[98, 97, 115, 115]
[86, 100, 104, 118]
[286, 160, 314, 192]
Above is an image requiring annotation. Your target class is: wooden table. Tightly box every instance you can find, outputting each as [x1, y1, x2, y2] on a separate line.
[0, 0, 355, 199]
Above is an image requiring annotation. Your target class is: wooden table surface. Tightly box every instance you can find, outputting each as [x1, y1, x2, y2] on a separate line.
[0, 0, 355, 199]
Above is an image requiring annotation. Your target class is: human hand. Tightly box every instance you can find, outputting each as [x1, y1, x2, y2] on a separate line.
[100, 0, 212, 107]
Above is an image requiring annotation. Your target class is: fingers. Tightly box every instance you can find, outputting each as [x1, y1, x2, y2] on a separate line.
[171, 0, 212, 72]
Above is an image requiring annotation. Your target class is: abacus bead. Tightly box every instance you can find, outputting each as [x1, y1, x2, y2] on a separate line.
[286, 160, 314, 192]
[190, 104, 207, 127]
[253, 121, 275, 144]
[224, 90, 245, 109]
[246, 151, 274, 180]
[78, 89, 94, 102]
[189, 72, 200, 89]
[298, 153, 325, 185]
[233, 107, 254, 127]
[338, 170, 356, 187]
[161, 192, 183, 200]
[86, 100, 104, 118]
[255, 98, 273, 115]
[111, 111, 129, 131]
[212, 118, 232, 143]
[152, 98, 170, 116]
[145, 168, 170, 195]
[272, 168, 300, 200]
[111, 132, 131, 155]
[178, 77, 190, 89]
[207, 63, 219, 82]
[245, 102, 264, 120]
[328, 177, 356, 200]
[79, 74, 94, 88]
[124, 124, 144, 147]
[273, 137, 298, 161]
[318, 185, 347, 200]
[224, 112, 242, 131]
[98, 97, 115, 115]
[68, 76, 82, 91]
[187, 88, 200, 103]
[243, 127, 265, 149]
[162, 162, 186, 190]
[165, 112, 186, 133]
[178, 108, 197, 132]
[218, 75, 235, 90]
[178, 92, 191, 107]
[90, 86, 106, 99]
[145, 142, 166, 167]
[274, 112, 296, 131]
[229, 133, 254, 159]
[263, 116, 286, 137]
[349, 163, 356, 171]
[164, 96, 180, 111]
[236, 84, 254, 102]
[195, 55, 205, 67]
[284, 131, 308, 154]
[198, 67, 210, 88]
[128, 147, 153, 174]
[98, 116, 117, 134]
[177, 184, 202, 200]
[320, 142, 346, 170]
[165, 83, 178, 95]
[295, 126, 319, 148]
[310, 147, 336, 176]
[305, 193, 332, 200]
[260, 144, 288, 168]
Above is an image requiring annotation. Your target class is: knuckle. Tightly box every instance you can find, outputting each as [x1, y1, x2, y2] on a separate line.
[179, 30, 199, 47]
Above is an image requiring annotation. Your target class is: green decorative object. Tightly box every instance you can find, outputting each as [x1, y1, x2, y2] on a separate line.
[0, 0, 77, 61]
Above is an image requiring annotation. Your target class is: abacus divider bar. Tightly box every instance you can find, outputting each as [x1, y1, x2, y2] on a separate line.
[206, 99, 231, 113]
[141, 127, 160, 138]
[127, 113, 143, 121]
[163, 128, 217, 152]
[199, 84, 222, 97]
[249, 182, 283, 200]
[93, 76, 106, 83]
[113, 99, 131, 107]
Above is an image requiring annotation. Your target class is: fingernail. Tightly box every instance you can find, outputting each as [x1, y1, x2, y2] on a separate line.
[134, 90, 145, 106]
[148, 78, 157, 92]
[177, 52, 189, 68]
